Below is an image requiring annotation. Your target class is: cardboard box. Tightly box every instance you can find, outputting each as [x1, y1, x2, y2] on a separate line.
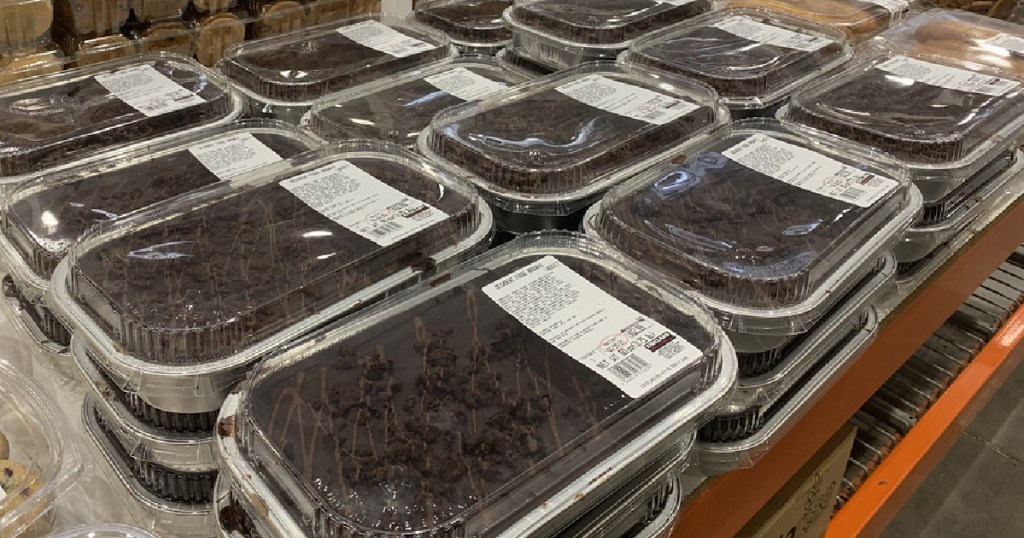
[737, 424, 858, 538]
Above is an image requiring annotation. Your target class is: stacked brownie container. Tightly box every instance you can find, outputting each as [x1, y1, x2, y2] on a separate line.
[585, 119, 922, 474]
[412, 0, 512, 54]
[784, 9, 1024, 286]
[213, 232, 738, 538]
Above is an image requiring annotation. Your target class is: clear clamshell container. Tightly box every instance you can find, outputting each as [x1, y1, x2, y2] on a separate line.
[622, 9, 853, 118]
[45, 524, 159, 538]
[0, 47, 64, 85]
[216, 232, 738, 538]
[494, 46, 555, 76]
[413, 0, 511, 55]
[305, 55, 533, 147]
[784, 44, 1024, 203]
[504, 0, 712, 69]
[47, 140, 494, 415]
[419, 62, 728, 233]
[217, 13, 454, 123]
[52, 0, 129, 36]
[697, 306, 878, 474]
[584, 119, 921, 337]
[0, 361, 81, 538]
[719, 0, 910, 43]
[0, 119, 318, 354]
[0, 0, 53, 52]
[0, 53, 242, 195]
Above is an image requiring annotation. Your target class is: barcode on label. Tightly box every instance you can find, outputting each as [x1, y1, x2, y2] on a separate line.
[838, 185, 867, 203]
[608, 355, 651, 382]
[369, 220, 404, 237]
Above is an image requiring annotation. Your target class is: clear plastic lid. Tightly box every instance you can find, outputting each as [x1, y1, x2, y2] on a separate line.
[2, 120, 318, 292]
[918, 149, 1016, 226]
[494, 47, 555, 76]
[413, 0, 511, 45]
[307, 56, 533, 146]
[0, 361, 81, 537]
[45, 524, 159, 538]
[508, 0, 713, 45]
[624, 9, 852, 111]
[784, 45, 1024, 191]
[234, 232, 730, 538]
[419, 62, 726, 216]
[217, 13, 453, 105]
[52, 0, 130, 36]
[0, 53, 241, 179]
[62, 140, 489, 366]
[587, 119, 914, 320]
[720, 0, 909, 42]
[0, 47, 64, 85]
[0, 0, 52, 51]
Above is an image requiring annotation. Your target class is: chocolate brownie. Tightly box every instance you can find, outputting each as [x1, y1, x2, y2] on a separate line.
[0, 59, 234, 177]
[4, 130, 311, 281]
[70, 157, 477, 364]
[430, 73, 716, 196]
[220, 22, 450, 102]
[512, 0, 712, 44]
[629, 16, 845, 99]
[242, 254, 716, 535]
[787, 61, 1024, 163]
[415, 0, 511, 43]
[600, 134, 905, 308]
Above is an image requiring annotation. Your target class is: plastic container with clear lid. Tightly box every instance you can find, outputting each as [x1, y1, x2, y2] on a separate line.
[217, 13, 455, 124]
[504, 0, 713, 69]
[0, 361, 81, 538]
[622, 8, 853, 118]
[720, 0, 910, 42]
[0, 119, 319, 354]
[46, 524, 159, 538]
[419, 62, 728, 233]
[584, 119, 921, 337]
[413, 0, 511, 55]
[0, 0, 53, 52]
[47, 140, 494, 415]
[304, 55, 533, 147]
[494, 47, 555, 76]
[697, 306, 878, 474]
[216, 232, 738, 538]
[0, 53, 242, 194]
[783, 42, 1024, 203]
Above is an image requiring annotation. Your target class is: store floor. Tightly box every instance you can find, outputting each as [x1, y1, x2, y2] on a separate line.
[882, 360, 1024, 537]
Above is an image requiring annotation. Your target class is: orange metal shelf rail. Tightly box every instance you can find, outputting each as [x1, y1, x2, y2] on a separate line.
[826, 303, 1024, 538]
[670, 196, 1024, 538]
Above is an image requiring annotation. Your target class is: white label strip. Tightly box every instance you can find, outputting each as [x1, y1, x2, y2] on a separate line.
[94, 65, 206, 117]
[482, 256, 703, 399]
[336, 20, 437, 58]
[721, 134, 899, 208]
[280, 160, 447, 247]
[863, 0, 909, 14]
[555, 74, 699, 125]
[424, 67, 508, 102]
[876, 55, 1019, 97]
[712, 16, 832, 52]
[188, 133, 283, 180]
[988, 33, 1024, 55]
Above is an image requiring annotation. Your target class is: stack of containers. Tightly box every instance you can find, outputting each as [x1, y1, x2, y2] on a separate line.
[216, 13, 455, 123]
[48, 141, 494, 531]
[0, 0, 64, 83]
[0, 361, 81, 537]
[719, 0, 911, 43]
[0, 54, 241, 359]
[784, 9, 1024, 283]
[213, 232, 738, 538]
[418, 62, 729, 234]
[620, 8, 854, 119]
[51, 0, 194, 67]
[501, 0, 713, 71]
[303, 55, 534, 148]
[0, 120, 318, 375]
[494, 45, 554, 76]
[413, 0, 511, 55]
[584, 119, 922, 474]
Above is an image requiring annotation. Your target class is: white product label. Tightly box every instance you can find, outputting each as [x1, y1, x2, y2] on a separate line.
[337, 20, 437, 58]
[482, 256, 703, 399]
[188, 133, 283, 180]
[876, 55, 1019, 97]
[280, 160, 447, 247]
[988, 33, 1024, 55]
[862, 0, 909, 14]
[712, 16, 831, 52]
[94, 65, 206, 117]
[424, 67, 508, 102]
[722, 134, 898, 208]
[555, 74, 699, 125]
